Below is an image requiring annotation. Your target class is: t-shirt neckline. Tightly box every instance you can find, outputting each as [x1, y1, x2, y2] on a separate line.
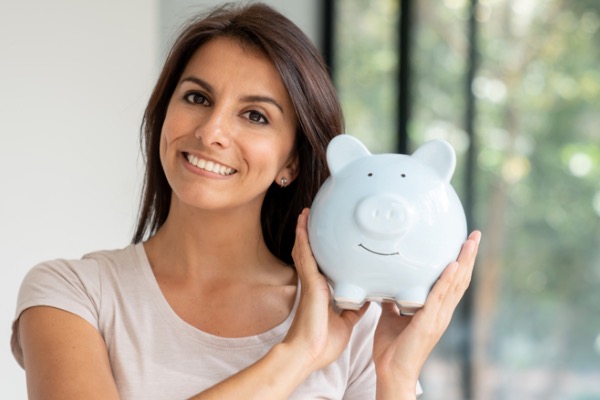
[131, 242, 300, 349]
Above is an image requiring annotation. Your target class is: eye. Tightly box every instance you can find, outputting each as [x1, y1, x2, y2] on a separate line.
[401, 174, 406, 178]
[368, 173, 373, 177]
[242, 110, 269, 125]
[184, 92, 210, 106]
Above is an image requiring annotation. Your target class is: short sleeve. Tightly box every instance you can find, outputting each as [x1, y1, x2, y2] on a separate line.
[11, 258, 102, 367]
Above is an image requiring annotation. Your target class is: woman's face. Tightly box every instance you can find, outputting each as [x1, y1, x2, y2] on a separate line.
[160, 36, 298, 214]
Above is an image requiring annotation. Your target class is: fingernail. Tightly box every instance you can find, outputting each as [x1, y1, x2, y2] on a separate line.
[474, 231, 482, 245]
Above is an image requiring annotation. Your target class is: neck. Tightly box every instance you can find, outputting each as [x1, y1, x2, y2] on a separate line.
[144, 199, 284, 283]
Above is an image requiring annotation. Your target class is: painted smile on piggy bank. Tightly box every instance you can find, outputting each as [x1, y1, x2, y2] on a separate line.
[357, 244, 399, 256]
[308, 134, 467, 315]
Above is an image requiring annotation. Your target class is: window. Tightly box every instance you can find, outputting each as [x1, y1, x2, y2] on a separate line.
[327, 0, 600, 398]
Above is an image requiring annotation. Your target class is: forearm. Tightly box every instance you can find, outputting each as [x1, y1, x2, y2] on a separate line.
[374, 361, 419, 400]
[187, 342, 313, 400]
[376, 379, 417, 400]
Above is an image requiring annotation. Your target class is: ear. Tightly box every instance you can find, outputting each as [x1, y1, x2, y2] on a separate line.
[411, 139, 456, 182]
[277, 150, 299, 185]
[327, 134, 371, 175]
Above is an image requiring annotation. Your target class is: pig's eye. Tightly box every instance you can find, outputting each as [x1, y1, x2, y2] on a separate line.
[401, 174, 406, 178]
[368, 173, 373, 177]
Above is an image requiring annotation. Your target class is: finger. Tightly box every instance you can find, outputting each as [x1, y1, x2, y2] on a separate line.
[430, 231, 481, 313]
[462, 230, 481, 264]
[422, 261, 459, 317]
[292, 208, 321, 284]
[451, 231, 481, 296]
[459, 231, 481, 274]
[469, 230, 482, 246]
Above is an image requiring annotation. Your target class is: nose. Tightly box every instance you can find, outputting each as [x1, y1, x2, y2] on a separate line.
[194, 107, 231, 148]
[354, 194, 411, 238]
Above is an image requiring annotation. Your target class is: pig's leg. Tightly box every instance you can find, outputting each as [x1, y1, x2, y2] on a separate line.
[332, 282, 367, 310]
[395, 286, 429, 315]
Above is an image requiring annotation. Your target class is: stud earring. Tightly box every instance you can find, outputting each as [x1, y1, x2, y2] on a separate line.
[280, 177, 288, 188]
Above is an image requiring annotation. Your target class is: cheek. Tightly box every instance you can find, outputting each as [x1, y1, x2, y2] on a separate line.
[159, 130, 168, 167]
[238, 140, 283, 182]
[161, 112, 179, 145]
[159, 114, 183, 173]
[159, 109, 186, 163]
[279, 132, 298, 166]
[161, 99, 190, 142]
[262, 136, 295, 170]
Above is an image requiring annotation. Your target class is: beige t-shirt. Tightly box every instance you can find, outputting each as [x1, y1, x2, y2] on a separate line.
[12, 244, 383, 399]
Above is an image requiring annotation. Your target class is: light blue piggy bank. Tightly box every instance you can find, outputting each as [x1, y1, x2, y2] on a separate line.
[308, 134, 467, 315]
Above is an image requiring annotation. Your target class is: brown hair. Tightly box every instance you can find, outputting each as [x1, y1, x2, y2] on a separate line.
[133, 2, 343, 264]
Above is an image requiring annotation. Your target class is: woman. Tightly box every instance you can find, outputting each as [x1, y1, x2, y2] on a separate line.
[12, 3, 481, 399]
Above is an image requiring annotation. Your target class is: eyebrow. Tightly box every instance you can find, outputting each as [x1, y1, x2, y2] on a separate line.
[240, 95, 284, 114]
[179, 76, 285, 114]
[180, 76, 214, 92]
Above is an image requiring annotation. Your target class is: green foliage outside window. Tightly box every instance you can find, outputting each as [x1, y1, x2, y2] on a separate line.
[334, 0, 600, 398]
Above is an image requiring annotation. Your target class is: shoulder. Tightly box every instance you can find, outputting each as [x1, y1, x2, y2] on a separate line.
[15, 244, 139, 326]
[11, 244, 138, 368]
[20, 245, 137, 294]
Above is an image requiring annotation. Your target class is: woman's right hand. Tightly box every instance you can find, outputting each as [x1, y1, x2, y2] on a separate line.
[282, 208, 369, 372]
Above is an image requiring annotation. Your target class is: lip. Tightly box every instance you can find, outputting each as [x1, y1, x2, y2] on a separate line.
[358, 244, 399, 256]
[182, 152, 237, 177]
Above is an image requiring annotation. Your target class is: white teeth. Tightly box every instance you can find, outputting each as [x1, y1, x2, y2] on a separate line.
[185, 154, 236, 176]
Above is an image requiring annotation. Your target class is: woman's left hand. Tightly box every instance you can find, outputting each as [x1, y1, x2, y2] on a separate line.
[372, 231, 482, 398]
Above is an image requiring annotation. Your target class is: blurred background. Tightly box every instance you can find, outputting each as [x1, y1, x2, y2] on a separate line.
[1, 0, 599, 399]
[330, 0, 600, 399]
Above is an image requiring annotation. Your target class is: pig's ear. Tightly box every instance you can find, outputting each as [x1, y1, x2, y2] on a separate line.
[412, 139, 456, 182]
[327, 134, 371, 175]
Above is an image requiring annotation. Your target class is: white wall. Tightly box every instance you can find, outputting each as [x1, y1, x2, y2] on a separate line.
[0, 1, 159, 397]
[158, 1, 321, 56]
[0, 1, 318, 398]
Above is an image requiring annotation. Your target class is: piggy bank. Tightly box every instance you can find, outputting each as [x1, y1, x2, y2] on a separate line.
[308, 134, 467, 315]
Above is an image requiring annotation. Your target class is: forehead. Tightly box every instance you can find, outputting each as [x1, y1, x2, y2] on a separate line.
[182, 37, 284, 92]
[190, 35, 265, 62]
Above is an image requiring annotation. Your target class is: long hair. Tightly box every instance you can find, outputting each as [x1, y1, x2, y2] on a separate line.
[133, 2, 343, 265]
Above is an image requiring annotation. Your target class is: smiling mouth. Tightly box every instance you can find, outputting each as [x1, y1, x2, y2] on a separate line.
[358, 244, 399, 256]
[185, 153, 237, 176]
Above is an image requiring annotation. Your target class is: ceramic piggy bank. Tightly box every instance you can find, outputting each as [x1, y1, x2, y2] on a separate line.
[308, 134, 467, 315]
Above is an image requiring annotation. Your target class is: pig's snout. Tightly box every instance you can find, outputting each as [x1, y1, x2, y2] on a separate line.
[354, 195, 411, 237]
